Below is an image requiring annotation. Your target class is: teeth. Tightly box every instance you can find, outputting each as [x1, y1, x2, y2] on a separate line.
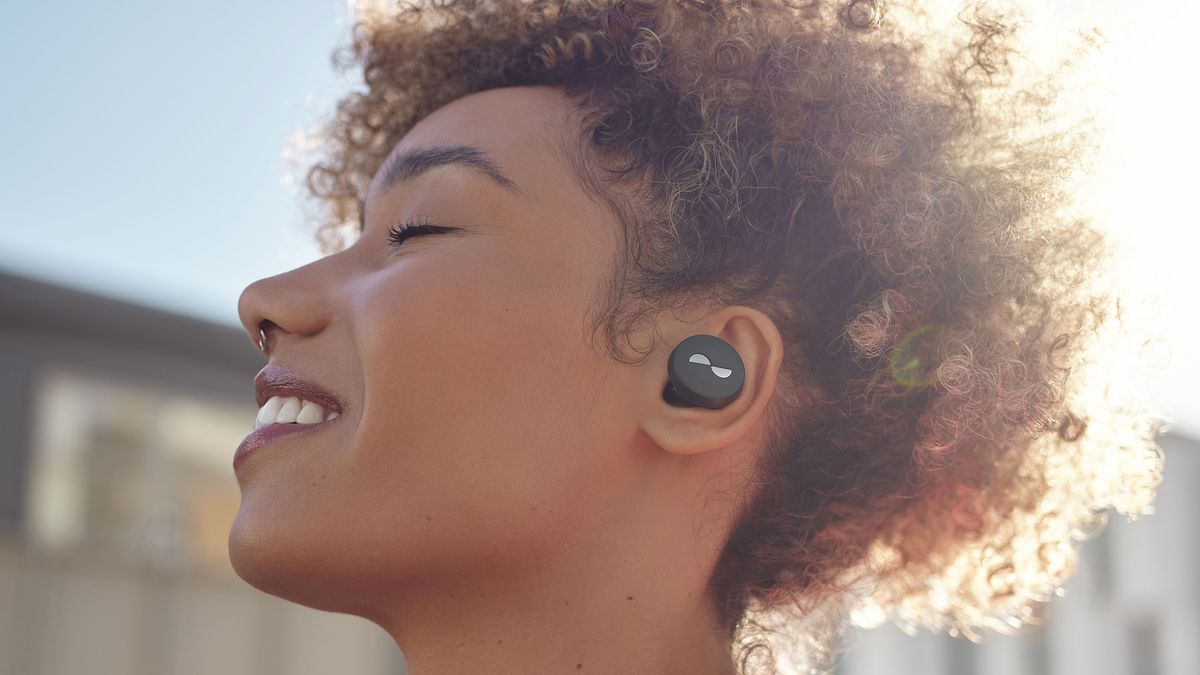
[255, 395, 339, 430]
[255, 396, 284, 428]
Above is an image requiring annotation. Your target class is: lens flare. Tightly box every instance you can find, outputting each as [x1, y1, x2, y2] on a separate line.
[888, 322, 945, 389]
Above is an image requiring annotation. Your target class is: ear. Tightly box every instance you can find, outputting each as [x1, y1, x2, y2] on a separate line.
[636, 304, 784, 458]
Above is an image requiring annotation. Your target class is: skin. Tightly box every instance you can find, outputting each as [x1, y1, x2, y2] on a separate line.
[233, 84, 785, 675]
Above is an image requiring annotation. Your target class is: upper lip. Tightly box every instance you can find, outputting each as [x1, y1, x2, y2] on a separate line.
[254, 363, 345, 415]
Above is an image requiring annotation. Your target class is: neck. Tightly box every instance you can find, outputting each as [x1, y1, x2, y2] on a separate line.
[382, 576, 737, 674]
[373, 495, 739, 674]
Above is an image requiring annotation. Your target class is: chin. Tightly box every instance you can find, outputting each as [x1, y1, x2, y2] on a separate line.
[227, 517, 382, 617]
[227, 515, 288, 593]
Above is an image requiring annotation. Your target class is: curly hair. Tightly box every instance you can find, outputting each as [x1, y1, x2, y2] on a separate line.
[294, 0, 1168, 672]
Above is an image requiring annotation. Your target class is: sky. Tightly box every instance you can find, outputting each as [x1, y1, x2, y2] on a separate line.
[1, 0, 1195, 437]
[0, 0, 356, 324]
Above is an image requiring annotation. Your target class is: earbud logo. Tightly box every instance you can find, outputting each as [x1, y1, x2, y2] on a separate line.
[688, 352, 733, 379]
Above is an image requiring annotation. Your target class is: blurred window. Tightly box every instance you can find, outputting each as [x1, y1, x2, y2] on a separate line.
[23, 363, 248, 574]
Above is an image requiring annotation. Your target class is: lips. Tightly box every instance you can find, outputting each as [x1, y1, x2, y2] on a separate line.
[233, 420, 333, 472]
[254, 362, 345, 415]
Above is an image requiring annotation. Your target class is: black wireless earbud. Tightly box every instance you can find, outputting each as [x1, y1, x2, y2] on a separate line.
[663, 334, 745, 409]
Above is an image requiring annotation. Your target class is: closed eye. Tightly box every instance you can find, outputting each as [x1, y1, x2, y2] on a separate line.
[386, 216, 462, 250]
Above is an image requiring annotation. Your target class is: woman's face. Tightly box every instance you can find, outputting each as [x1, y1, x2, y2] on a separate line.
[232, 85, 657, 616]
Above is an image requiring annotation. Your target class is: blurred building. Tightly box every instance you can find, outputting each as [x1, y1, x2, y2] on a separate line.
[0, 267, 1195, 675]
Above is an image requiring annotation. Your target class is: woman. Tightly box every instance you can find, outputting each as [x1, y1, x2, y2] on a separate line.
[232, 0, 1166, 673]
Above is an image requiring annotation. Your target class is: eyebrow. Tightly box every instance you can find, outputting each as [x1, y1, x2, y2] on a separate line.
[358, 143, 526, 233]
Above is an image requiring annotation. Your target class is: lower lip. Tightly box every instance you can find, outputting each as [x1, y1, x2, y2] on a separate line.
[234, 419, 338, 472]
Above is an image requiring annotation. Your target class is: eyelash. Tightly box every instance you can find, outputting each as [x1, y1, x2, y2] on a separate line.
[385, 216, 448, 249]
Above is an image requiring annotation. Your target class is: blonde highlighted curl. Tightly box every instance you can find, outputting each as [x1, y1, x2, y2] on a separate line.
[298, 0, 1168, 672]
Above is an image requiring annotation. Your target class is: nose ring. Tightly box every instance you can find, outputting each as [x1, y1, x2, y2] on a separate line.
[256, 325, 270, 354]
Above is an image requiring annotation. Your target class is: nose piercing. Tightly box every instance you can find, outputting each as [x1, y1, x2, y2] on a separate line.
[257, 324, 270, 354]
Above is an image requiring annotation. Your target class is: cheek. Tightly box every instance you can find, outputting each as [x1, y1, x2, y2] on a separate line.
[343, 242, 622, 564]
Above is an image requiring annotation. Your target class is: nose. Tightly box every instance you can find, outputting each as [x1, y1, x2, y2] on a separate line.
[236, 256, 339, 358]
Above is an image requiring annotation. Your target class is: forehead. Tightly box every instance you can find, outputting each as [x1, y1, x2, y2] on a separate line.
[368, 86, 586, 204]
